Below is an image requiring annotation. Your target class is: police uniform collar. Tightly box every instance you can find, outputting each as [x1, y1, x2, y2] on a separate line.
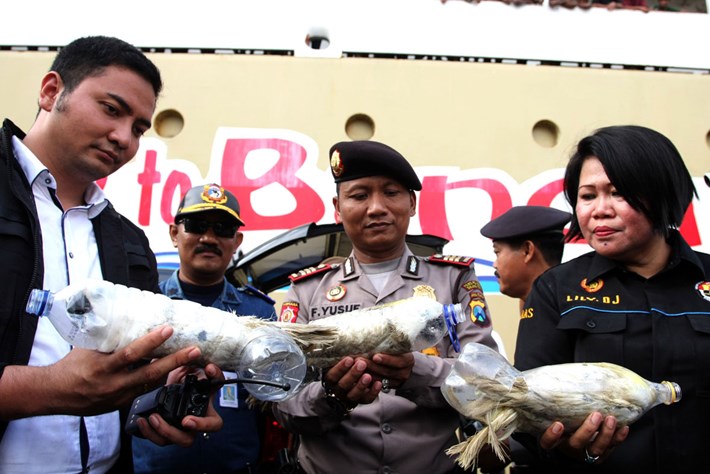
[160, 270, 184, 299]
[586, 252, 623, 282]
[222, 281, 243, 306]
[341, 248, 422, 280]
[338, 256, 371, 282]
[161, 270, 241, 306]
[359, 257, 401, 275]
[669, 230, 707, 278]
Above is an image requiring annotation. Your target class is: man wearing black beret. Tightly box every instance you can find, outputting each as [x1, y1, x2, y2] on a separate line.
[329, 140, 423, 191]
[481, 205, 571, 310]
[275, 140, 499, 473]
[476, 205, 571, 471]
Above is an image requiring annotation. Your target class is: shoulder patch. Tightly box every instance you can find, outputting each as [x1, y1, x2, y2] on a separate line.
[240, 285, 275, 304]
[279, 302, 299, 323]
[288, 263, 336, 283]
[426, 254, 475, 267]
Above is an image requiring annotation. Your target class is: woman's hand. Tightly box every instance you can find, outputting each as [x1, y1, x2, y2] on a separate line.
[539, 412, 630, 464]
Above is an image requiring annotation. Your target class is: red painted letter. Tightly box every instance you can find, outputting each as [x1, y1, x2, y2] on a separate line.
[136, 150, 161, 226]
[220, 138, 325, 229]
[419, 176, 512, 240]
[161, 171, 192, 224]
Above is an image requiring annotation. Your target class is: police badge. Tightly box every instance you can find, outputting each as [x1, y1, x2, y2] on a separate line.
[413, 285, 436, 300]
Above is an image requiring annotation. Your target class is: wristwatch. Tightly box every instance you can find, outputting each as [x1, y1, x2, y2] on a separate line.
[322, 380, 357, 417]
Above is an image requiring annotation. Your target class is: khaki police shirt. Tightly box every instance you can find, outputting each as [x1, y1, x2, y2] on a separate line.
[274, 246, 497, 474]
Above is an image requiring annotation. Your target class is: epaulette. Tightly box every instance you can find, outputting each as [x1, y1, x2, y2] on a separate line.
[426, 254, 475, 267]
[239, 285, 275, 305]
[288, 263, 338, 284]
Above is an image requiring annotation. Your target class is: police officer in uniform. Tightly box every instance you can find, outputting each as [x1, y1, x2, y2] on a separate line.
[480, 206, 571, 310]
[274, 141, 498, 474]
[133, 184, 276, 474]
[478, 208, 570, 472]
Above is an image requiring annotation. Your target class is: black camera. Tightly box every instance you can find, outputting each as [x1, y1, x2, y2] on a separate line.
[125, 374, 211, 437]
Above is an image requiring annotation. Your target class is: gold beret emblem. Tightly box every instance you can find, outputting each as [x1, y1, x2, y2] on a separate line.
[330, 150, 344, 177]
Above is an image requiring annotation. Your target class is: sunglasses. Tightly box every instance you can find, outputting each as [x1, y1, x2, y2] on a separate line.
[177, 217, 239, 238]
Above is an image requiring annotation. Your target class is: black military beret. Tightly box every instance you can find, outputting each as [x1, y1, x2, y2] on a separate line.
[329, 140, 422, 191]
[480, 206, 571, 240]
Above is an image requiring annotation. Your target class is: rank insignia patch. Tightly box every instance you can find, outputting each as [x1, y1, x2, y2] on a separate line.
[326, 285, 347, 301]
[428, 254, 474, 267]
[695, 281, 710, 302]
[289, 264, 332, 283]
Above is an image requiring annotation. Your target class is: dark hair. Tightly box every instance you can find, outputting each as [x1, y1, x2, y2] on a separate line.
[50, 36, 162, 97]
[503, 234, 566, 267]
[564, 125, 696, 242]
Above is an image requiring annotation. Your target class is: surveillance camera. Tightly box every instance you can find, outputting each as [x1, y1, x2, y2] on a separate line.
[306, 35, 330, 50]
[305, 26, 330, 50]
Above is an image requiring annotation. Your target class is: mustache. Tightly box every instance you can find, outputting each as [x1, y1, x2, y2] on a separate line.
[195, 245, 222, 256]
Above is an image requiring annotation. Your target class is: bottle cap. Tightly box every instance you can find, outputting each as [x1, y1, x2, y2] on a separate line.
[26, 289, 53, 316]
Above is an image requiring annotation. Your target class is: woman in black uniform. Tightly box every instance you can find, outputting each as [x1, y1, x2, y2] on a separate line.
[513, 125, 708, 473]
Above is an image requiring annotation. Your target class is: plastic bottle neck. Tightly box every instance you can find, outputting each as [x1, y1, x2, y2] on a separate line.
[26, 289, 54, 316]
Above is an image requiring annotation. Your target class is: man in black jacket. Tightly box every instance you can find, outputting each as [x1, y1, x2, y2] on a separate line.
[0, 36, 221, 473]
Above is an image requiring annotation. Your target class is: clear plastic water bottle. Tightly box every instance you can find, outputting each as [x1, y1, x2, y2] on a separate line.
[238, 326, 307, 402]
[26, 282, 307, 401]
[26, 287, 105, 350]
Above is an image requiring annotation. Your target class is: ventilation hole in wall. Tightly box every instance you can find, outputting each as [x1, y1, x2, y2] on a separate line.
[154, 109, 184, 138]
[532, 119, 559, 148]
[345, 114, 375, 140]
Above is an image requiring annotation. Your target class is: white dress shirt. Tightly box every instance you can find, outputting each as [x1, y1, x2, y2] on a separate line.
[0, 136, 119, 474]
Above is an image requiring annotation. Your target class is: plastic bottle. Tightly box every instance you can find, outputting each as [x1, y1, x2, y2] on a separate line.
[26, 286, 103, 350]
[238, 326, 307, 401]
[442, 342, 683, 468]
[26, 281, 307, 401]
